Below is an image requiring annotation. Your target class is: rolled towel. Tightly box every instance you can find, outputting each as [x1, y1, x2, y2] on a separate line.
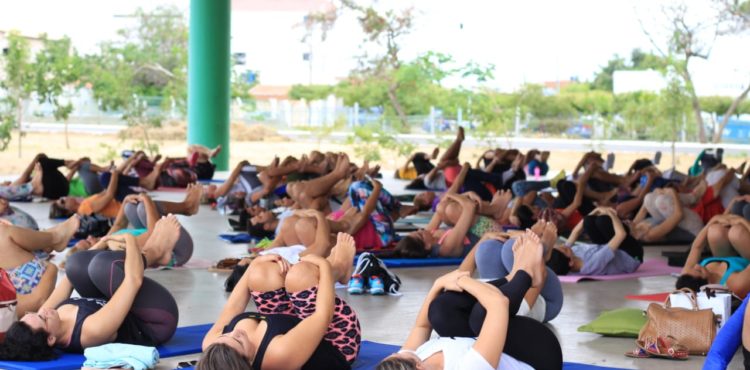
[83, 343, 159, 370]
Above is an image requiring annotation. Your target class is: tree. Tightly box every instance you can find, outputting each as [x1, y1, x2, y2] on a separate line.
[638, 2, 718, 142]
[81, 5, 188, 113]
[711, 0, 750, 142]
[33, 35, 81, 149]
[0, 31, 34, 154]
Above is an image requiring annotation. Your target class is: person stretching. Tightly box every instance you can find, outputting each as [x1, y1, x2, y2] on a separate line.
[0, 234, 178, 359]
[198, 233, 361, 370]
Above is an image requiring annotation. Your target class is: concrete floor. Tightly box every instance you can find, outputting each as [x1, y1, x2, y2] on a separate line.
[16, 185, 744, 370]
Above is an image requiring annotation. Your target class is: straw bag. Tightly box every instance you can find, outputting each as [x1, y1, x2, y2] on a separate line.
[638, 288, 716, 355]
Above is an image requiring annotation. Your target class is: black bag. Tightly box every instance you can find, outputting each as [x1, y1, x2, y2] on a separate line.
[75, 215, 114, 239]
[353, 253, 402, 295]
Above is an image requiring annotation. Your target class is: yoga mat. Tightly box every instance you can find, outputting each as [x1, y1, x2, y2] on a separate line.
[0, 324, 211, 370]
[176, 340, 631, 370]
[198, 179, 225, 184]
[219, 233, 253, 244]
[372, 257, 463, 268]
[156, 258, 214, 271]
[558, 259, 681, 283]
[625, 292, 670, 302]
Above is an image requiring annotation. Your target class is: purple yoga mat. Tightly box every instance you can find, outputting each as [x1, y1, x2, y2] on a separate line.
[558, 259, 681, 283]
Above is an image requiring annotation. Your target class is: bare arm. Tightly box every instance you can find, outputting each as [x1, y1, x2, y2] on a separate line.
[265, 256, 334, 369]
[641, 191, 684, 243]
[41, 275, 74, 310]
[12, 155, 40, 185]
[458, 276, 509, 368]
[139, 194, 160, 231]
[681, 223, 712, 273]
[81, 234, 144, 347]
[202, 256, 256, 349]
[86, 171, 120, 214]
[440, 194, 478, 256]
[16, 264, 58, 317]
[214, 161, 249, 198]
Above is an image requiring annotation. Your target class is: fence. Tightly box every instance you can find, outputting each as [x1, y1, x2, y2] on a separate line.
[16, 92, 750, 144]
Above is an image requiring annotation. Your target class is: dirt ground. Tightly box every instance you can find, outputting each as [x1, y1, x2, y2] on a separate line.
[0, 130, 747, 176]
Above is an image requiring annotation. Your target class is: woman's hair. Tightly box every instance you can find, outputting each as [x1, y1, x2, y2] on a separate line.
[387, 236, 431, 259]
[675, 274, 708, 292]
[546, 249, 572, 275]
[377, 357, 418, 370]
[196, 343, 253, 370]
[0, 322, 58, 361]
[516, 205, 536, 230]
[49, 202, 74, 219]
[247, 222, 275, 240]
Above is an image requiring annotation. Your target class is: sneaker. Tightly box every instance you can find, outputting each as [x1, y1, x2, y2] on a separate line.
[368, 275, 385, 295]
[348, 274, 364, 295]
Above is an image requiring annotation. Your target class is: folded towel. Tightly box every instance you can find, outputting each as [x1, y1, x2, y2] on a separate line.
[83, 343, 159, 370]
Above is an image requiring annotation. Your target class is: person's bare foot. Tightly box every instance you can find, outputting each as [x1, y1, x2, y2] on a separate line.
[184, 184, 202, 215]
[209, 145, 222, 159]
[457, 126, 465, 142]
[329, 232, 356, 285]
[49, 215, 80, 252]
[540, 221, 558, 254]
[142, 215, 182, 266]
[530, 220, 545, 236]
[335, 154, 351, 175]
[509, 230, 545, 288]
[431, 147, 440, 160]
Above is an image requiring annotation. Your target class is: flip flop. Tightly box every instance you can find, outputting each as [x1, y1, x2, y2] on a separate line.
[638, 336, 689, 360]
[624, 347, 651, 359]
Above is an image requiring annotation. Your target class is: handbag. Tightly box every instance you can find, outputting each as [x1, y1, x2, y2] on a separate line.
[0, 268, 18, 343]
[638, 288, 716, 355]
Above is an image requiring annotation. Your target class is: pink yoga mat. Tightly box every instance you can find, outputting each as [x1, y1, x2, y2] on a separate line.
[558, 259, 681, 283]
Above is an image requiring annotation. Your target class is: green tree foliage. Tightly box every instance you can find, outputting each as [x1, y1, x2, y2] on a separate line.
[289, 84, 334, 101]
[81, 5, 188, 112]
[0, 31, 34, 153]
[33, 35, 81, 148]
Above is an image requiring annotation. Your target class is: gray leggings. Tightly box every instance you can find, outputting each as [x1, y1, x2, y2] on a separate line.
[78, 161, 104, 195]
[474, 239, 563, 322]
[123, 202, 194, 266]
[731, 201, 750, 220]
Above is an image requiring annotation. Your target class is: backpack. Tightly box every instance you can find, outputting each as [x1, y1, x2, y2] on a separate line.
[353, 253, 402, 295]
[0, 269, 18, 343]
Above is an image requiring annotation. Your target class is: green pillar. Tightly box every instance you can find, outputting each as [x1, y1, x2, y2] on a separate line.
[188, 0, 230, 170]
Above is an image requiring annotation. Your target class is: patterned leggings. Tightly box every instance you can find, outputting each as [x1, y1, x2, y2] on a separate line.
[251, 287, 361, 364]
[348, 181, 400, 246]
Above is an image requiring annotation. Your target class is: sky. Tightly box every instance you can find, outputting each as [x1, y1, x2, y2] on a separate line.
[0, 0, 748, 93]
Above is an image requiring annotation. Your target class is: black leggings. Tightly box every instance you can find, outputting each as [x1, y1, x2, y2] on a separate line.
[411, 154, 435, 175]
[427, 272, 563, 370]
[553, 180, 595, 216]
[462, 169, 519, 201]
[99, 172, 140, 202]
[65, 250, 179, 345]
[583, 215, 643, 261]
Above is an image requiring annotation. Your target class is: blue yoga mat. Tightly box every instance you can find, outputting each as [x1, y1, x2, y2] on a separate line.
[198, 179, 225, 184]
[0, 324, 211, 370]
[219, 233, 253, 244]
[375, 257, 463, 268]
[176, 340, 632, 370]
[351, 341, 633, 370]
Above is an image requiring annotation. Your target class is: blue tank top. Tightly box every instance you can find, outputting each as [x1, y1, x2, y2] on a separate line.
[57, 297, 149, 353]
[701, 256, 750, 285]
[223, 312, 348, 370]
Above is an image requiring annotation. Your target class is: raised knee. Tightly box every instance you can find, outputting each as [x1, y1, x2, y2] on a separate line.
[729, 224, 748, 240]
[284, 261, 319, 292]
[247, 260, 285, 292]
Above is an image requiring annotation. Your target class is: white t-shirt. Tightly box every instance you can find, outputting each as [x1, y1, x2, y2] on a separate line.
[414, 337, 533, 370]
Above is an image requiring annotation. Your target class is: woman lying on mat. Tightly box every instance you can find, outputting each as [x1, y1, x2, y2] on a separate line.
[726, 194, 750, 220]
[0, 153, 75, 201]
[377, 230, 562, 370]
[394, 190, 503, 258]
[49, 164, 162, 219]
[627, 187, 704, 244]
[676, 213, 750, 297]
[0, 196, 39, 229]
[0, 216, 79, 317]
[66, 192, 197, 268]
[395, 147, 439, 180]
[198, 233, 360, 370]
[0, 235, 179, 360]
[546, 207, 643, 276]
[465, 221, 564, 323]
